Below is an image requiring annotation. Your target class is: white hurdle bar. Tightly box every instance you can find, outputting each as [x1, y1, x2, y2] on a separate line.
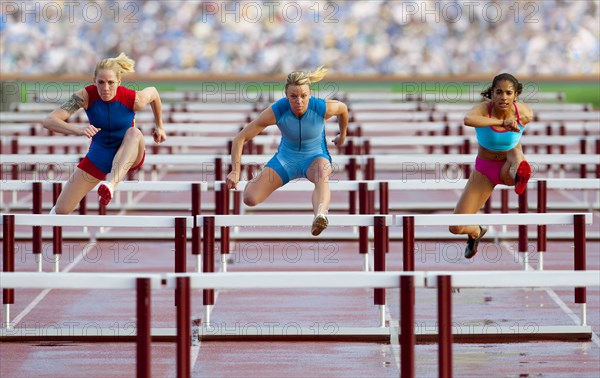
[5, 134, 597, 153]
[2, 178, 598, 216]
[0, 272, 181, 378]
[1, 270, 598, 377]
[3, 153, 599, 181]
[1, 211, 595, 326]
[398, 212, 594, 325]
[3, 153, 598, 166]
[0, 180, 208, 212]
[200, 213, 391, 271]
[196, 214, 393, 325]
[0, 271, 600, 377]
[1, 214, 193, 273]
[195, 212, 593, 326]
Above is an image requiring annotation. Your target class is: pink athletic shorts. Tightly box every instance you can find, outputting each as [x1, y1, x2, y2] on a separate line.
[475, 156, 505, 186]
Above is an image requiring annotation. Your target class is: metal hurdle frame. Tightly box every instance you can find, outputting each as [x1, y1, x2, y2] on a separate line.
[1, 270, 599, 378]
[397, 213, 594, 326]
[1, 214, 193, 328]
[3, 153, 599, 182]
[195, 214, 393, 326]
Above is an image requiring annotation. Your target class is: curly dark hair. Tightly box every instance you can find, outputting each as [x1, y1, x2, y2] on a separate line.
[481, 73, 523, 99]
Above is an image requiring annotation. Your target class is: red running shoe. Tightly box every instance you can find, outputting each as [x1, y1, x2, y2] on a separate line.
[514, 160, 531, 195]
[98, 182, 114, 206]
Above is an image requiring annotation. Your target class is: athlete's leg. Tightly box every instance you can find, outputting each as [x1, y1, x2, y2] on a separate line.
[106, 127, 146, 187]
[98, 128, 145, 205]
[306, 157, 333, 215]
[503, 144, 530, 195]
[306, 157, 333, 236]
[449, 170, 494, 238]
[53, 168, 100, 214]
[243, 167, 283, 207]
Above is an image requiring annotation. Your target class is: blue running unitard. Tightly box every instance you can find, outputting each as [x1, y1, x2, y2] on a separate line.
[266, 97, 331, 184]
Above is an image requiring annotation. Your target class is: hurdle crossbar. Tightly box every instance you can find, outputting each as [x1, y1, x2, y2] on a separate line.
[198, 214, 393, 227]
[1, 270, 598, 376]
[3, 153, 599, 166]
[0, 213, 193, 228]
[0, 180, 208, 192]
[396, 213, 593, 226]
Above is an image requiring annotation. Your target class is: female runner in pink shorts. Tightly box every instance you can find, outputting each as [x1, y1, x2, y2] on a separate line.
[450, 73, 533, 258]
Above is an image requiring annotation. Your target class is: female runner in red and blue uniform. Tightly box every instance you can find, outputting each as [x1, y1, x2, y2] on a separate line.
[43, 52, 166, 214]
[450, 73, 533, 258]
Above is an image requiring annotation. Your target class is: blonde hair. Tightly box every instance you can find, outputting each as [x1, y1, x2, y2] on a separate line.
[94, 52, 135, 80]
[285, 66, 328, 91]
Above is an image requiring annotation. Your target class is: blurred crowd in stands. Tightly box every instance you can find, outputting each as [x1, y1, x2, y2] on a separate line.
[1, 0, 598, 76]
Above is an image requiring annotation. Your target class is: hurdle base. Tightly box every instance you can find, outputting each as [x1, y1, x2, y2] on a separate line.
[415, 325, 594, 343]
[0, 327, 176, 342]
[0, 325, 592, 343]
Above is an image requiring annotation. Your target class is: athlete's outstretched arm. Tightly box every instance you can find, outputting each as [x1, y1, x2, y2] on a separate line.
[134, 87, 165, 143]
[516, 103, 534, 126]
[226, 106, 276, 189]
[43, 89, 99, 138]
[464, 102, 520, 131]
[325, 99, 348, 146]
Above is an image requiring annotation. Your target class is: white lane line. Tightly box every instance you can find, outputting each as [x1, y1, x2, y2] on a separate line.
[500, 239, 600, 348]
[11, 249, 87, 326]
[11, 171, 169, 327]
[386, 300, 401, 370]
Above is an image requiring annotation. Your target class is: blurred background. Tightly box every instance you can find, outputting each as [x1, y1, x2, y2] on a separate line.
[1, 0, 599, 110]
[1, 0, 598, 76]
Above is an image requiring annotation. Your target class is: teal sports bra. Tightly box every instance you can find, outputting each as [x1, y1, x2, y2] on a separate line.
[475, 102, 524, 152]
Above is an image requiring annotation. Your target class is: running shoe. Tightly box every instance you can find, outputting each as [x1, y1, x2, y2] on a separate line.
[514, 160, 531, 195]
[311, 214, 329, 236]
[98, 181, 114, 206]
[464, 226, 487, 259]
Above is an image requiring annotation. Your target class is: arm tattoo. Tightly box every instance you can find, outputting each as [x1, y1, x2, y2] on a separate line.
[60, 94, 84, 114]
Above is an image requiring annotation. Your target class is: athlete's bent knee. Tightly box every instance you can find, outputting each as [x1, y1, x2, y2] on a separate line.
[124, 127, 143, 141]
[449, 225, 463, 235]
[53, 205, 71, 215]
[243, 191, 261, 207]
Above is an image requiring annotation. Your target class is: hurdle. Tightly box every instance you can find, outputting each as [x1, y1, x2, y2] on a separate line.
[1, 181, 205, 269]
[196, 214, 393, 325]
[167, 270, 600, 342]
[382, 178, 600, 215]
[0, 272, 175, 378]
[4, 177, 597, 215]
[3, 178, 597, 244]
[426, 270, 600, 378]
[427, 102, 594, 112]
[1, 214, 192, 274]
[343, 91, 567, 103]
[344, 135, 598, 156]
[2, 270, 598, 377]
[1, 180, 208, 217]
[214, 179, 599, 229]
[396, 213, 594, 325]
[4, 153, 598, 183]
[166, 270, 598, 375]
[0, 154, 348, 181]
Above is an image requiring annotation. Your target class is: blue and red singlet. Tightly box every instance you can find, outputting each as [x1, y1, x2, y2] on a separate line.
[77, 85, 138, 179]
